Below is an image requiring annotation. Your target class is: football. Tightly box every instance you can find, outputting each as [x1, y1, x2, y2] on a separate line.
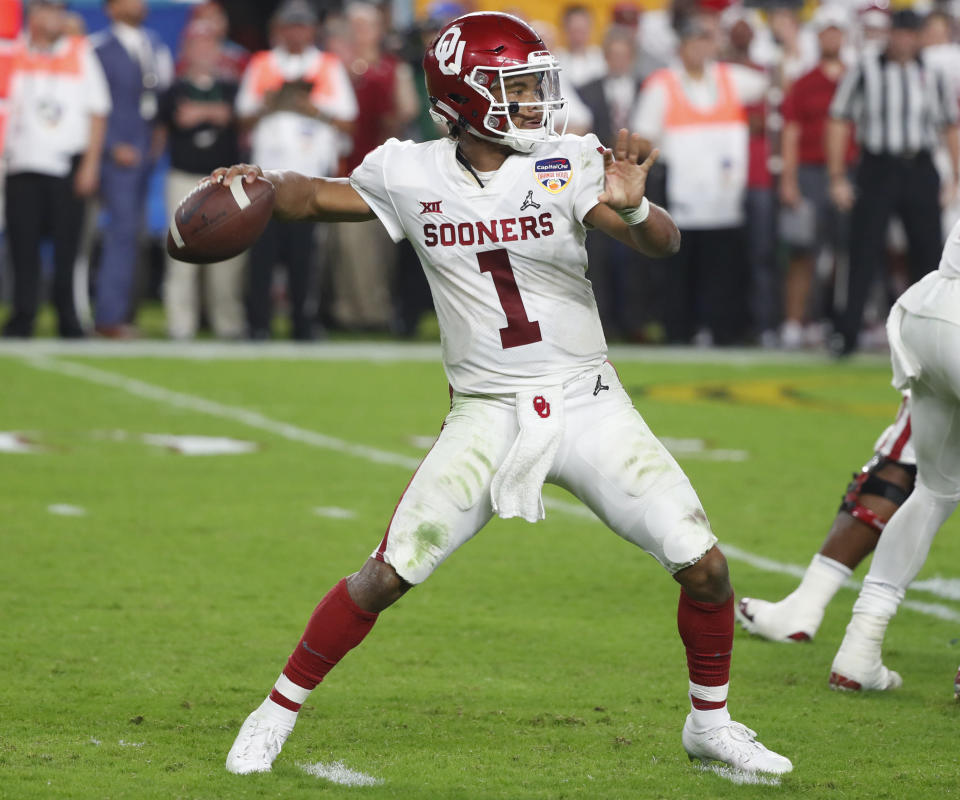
[166, 176, 276, 264]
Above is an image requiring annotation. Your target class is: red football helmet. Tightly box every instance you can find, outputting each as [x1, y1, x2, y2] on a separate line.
[423, 12, 566, 153]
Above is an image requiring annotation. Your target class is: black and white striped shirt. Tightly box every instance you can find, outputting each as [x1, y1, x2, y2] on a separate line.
[829, 51, 958, 156]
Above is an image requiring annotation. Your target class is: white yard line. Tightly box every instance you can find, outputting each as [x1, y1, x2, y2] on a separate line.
[541, 498, 960, 620]
[695, 763, 782, 786]
[300, 761, 382, 787]
[910, 577, 960, 601]
[21, 356, 958, 623]
[25, 357, 420, 471]
[47, 503, 87, 517]
[658, 437, 749, 462]
[141, 434, 259, 456]
[0, 432, 41, 453]
[0, 338, 889, 366]
[313, 506, 358, 520]
[721, 543, 960, 624]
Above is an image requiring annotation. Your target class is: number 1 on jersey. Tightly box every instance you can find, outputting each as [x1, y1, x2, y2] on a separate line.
[477, 249, 543, 349]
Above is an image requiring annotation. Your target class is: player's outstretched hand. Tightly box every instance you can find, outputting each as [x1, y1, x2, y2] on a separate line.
[211, 163, 266, 187]
[597, 128, 658, 211]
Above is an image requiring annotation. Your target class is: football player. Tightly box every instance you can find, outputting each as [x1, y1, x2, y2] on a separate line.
[737, 398, 916, 642]
[829, 217, 960, 692]
[218, 12, 791, 776]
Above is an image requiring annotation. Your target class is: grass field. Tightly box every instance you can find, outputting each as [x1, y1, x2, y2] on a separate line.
[2, 342, 959, 799]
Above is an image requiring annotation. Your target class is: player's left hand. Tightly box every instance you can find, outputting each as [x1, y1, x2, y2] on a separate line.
[597, 128, 658, 211]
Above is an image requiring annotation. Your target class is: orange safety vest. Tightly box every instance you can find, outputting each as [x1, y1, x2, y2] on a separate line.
[245, 48, 340, 105]
[660, 62, 746, 129]
[0, 0, 22, 152]
[647, 63, 750, 229]
[0, 38, 16, 97]
[0, 42, 12, 152]
[0, 0, 21, 40]
[8, 33, 84, 76]
[0, 36, 86, 155]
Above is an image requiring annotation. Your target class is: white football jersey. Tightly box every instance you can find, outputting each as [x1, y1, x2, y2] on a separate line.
[896, 216, 960, 325]
[350, 133, 609, 394]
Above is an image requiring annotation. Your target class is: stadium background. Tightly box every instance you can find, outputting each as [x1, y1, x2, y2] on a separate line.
[0, 0, 673, 245]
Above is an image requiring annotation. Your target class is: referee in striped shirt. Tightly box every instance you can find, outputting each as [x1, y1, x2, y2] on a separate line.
[826, 8, 959, 356]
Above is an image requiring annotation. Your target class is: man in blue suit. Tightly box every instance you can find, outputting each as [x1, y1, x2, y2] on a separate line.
[91, 0, 172, 338]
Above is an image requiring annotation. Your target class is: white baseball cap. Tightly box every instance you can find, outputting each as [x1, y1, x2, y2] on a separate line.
[812, 4, 850, 31]
[860, 4, 892, 30]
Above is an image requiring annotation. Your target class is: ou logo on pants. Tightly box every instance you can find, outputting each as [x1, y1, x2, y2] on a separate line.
[533, 396, 550, 418]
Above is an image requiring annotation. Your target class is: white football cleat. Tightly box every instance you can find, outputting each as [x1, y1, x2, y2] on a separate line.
[736, 596, 819, 642]
[225, 706, 294, 774]
[953, 666, 960, 701]
[682, 715, 793, 775]
[829, 646, 902, 692]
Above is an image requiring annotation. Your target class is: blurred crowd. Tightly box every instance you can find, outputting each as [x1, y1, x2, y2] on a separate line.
[0, 0, 958, 354]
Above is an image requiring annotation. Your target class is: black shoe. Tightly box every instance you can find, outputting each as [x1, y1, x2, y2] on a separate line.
[292, 324, 327, 342]
[3, 312, 35, 338]
[59, 325, 86, 339]
[828, 332, 855, 358]
[3, 323, 32, 338]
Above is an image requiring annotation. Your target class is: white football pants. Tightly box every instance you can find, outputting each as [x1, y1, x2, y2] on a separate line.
[373, 361, 718, 584]
[861, 312, 960, 601]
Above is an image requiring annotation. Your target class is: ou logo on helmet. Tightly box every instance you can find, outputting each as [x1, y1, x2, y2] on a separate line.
[436, 27, 466, 76]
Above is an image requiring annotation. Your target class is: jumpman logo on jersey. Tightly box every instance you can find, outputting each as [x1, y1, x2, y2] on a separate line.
[520, 190, 540, 211]
[593, 375, 609, 396]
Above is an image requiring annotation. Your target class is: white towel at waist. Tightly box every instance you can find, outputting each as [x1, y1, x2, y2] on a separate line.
[490, 386, 564, 523]
[887, 303, 922, 391]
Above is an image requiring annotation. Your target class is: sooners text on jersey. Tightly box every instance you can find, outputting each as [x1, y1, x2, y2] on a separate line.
[423, 214, 555, 247]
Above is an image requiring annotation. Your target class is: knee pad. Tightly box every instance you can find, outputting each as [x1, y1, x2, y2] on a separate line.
[838, 454, 917, 533]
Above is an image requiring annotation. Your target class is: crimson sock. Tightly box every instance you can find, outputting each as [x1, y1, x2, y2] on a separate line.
[677, 589, 733, 727]
[268, 578, 379, 712]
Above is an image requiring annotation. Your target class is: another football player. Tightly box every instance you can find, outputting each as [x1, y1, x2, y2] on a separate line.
[218, 12, 792, 776]
[737, 398, 915, 642]
[829, 217, 960, 692]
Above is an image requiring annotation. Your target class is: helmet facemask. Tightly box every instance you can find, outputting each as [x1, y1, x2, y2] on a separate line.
[466, 53, 567, 153]
[424, 14, 569, 154]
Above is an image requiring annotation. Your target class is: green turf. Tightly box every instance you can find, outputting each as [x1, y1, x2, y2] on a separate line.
[2, 349, 959, 799]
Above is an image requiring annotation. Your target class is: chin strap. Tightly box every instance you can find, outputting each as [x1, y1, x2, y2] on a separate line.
[465, 117, 541, 155]
[455, 145, 485, 188]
